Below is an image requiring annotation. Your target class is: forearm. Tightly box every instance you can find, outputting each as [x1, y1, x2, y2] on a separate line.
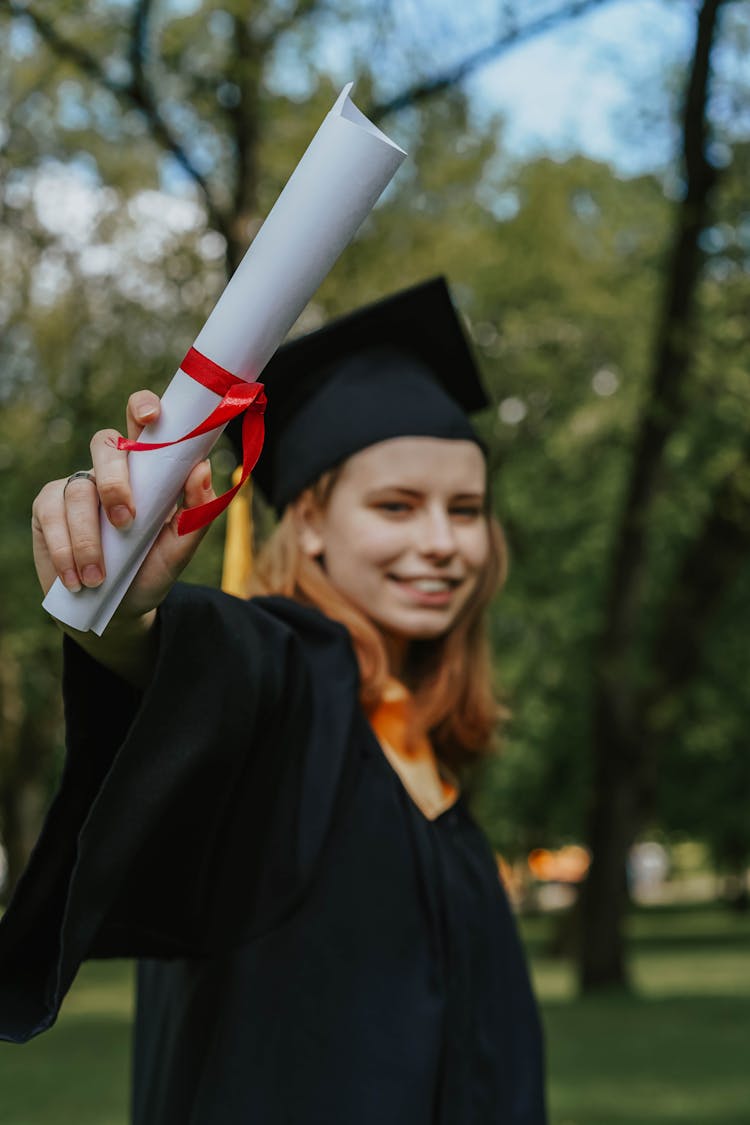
[59, 609, 158, 690]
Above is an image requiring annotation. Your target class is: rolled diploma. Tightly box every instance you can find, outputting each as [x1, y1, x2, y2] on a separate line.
[43, 83, 406, 635]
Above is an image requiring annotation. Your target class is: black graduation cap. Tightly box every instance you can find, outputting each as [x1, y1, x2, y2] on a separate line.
[228, 277, 488, 512]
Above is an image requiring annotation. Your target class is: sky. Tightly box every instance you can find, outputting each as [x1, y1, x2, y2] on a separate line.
[265, 0, 701, 176]
[4, 0, 721, 181]
[466, 0, 695, 174]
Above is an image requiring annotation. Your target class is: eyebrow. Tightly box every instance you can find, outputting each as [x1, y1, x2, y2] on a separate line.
[366, 486, 486, 501]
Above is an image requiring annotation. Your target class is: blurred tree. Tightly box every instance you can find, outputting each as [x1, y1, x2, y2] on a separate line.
[471, 0, 750, 990]
[653, 133, 750, 902]
[469, 152, 669, 863]
[576, 0, 743, 990]
[0, 0, 526, 896]
[0, 0, 748, 1012]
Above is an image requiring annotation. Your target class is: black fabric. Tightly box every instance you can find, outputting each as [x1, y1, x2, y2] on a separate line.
[260, 350, 483, 512]
[0, 584, 546, 1124]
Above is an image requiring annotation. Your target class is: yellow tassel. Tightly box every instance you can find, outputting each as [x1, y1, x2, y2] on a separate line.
[221, 466, 254, 597]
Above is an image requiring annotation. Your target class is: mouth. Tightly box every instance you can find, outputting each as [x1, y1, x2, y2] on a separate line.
[387, 574, 463, 604]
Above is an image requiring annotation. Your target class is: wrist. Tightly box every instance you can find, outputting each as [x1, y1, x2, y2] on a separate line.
[58, 608, 158, 688]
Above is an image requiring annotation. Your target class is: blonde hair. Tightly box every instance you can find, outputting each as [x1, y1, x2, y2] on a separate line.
[249, 470, 509, 768]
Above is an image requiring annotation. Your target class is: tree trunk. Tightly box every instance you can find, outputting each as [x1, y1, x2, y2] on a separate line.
[579, 695, 644, 989]
[0, 777, 47, 904]
[578, 0, 725, 992]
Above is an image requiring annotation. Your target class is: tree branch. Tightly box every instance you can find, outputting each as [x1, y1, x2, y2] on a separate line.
[223, 14, 262, 273]
[4, 0, 230, 240]
[256, 0, 326, 48]
[578, 0, 728, 993]
[598, 0, 725, 668]
[129, 0, 156, 89]
[4, 0, 120, 95]
[368, 0, 618, 122]
[650, 441, 750, 704]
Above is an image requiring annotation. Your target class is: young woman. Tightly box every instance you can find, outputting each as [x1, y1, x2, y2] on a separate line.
[0, 280, 546, 1124]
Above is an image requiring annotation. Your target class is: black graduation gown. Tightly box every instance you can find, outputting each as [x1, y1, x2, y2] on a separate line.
[0, 583, 546, 1124]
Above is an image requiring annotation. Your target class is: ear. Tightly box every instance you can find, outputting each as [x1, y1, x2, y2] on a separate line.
[291, 490, 326, 559]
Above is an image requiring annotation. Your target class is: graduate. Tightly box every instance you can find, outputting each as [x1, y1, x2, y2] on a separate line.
[0, 278, 547, 1124]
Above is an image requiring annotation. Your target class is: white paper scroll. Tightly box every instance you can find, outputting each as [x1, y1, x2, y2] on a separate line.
[43, 83, 406, 634]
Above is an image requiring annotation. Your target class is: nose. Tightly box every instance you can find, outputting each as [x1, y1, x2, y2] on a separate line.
[419, 503, 458, 560]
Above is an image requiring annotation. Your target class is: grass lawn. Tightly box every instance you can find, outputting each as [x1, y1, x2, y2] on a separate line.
[0, 959, 134, 1125]
[525, 903, 750, 1125]
[1, 903, 748, 1124]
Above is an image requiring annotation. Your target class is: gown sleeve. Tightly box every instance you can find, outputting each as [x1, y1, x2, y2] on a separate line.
[0, 583, 356, 1043]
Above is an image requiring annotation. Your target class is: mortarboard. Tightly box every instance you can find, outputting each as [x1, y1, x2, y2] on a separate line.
[226, 277, 488, 515]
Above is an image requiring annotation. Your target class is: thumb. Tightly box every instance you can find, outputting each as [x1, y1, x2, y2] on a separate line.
[161, 459, 215, 566]
[123, 460, 217, 618]
[183, 458, 214, 512]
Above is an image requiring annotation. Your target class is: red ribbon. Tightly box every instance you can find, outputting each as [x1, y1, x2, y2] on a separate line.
[117, 346, 267, 536]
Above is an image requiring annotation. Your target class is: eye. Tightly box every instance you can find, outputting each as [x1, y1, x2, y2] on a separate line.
[375, 500, 413, 515]
[450, 505, 483, 520]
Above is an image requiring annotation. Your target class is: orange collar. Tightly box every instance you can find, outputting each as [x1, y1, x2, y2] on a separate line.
[366, 678, 458, 802]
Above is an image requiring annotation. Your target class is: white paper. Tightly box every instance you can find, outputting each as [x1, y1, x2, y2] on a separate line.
[43, 83, 406, 635]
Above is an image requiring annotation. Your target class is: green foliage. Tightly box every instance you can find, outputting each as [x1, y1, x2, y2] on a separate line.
[0, 0, 748, 888]
[469, 157, 671, 854]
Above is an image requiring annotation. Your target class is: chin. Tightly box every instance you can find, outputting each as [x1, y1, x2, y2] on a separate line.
[378, 610, 459, 642]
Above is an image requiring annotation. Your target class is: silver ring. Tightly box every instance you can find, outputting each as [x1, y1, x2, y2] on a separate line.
[63, 470, 96, 498]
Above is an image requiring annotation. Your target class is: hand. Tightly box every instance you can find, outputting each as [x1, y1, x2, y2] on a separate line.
[32, 390, 217, 627]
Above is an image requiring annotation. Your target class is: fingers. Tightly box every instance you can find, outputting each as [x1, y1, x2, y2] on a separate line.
[65, 474, 105, 587]
[153, 460, 215, 581]
[183, 459, 213, 512]
[113, 459, 214, 621]
[32, 390, 164, 601]
[90, 390, 160, 525]
[32, 481, 79, 593]
[126, 390, 160, 442]
[90, 428, 134, 530]
[32, 477, 101, 594]
[32, 426, 133, 595]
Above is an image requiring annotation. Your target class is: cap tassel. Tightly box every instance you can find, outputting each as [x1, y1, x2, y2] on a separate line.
[221, 466, 254, 597]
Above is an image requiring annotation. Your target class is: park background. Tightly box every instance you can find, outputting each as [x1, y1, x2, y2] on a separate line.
[0, 0, 749, 1121]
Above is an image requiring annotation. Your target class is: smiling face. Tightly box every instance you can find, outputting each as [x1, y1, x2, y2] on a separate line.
[294, 436, 490, 667]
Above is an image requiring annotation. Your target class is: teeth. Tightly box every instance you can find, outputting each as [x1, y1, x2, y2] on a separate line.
[411, 579, 452, 592]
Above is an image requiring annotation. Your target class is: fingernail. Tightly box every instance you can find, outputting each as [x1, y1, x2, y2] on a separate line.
[139, 406, 157, 422]
[63, 569, 81, 592]
[110, 504, 134, 529]
[81, 564, 103, 587]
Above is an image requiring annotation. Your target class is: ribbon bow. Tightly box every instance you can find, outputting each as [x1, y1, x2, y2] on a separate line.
[117, 346, 267, 535]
